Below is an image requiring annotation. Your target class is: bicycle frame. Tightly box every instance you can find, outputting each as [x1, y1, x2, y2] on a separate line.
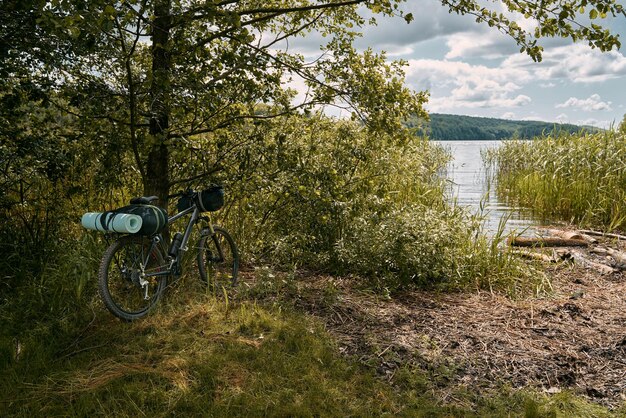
[144, 203, 216, 279]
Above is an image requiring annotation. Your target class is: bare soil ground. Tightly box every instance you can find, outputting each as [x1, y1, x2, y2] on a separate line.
[248, 237, 626, 408]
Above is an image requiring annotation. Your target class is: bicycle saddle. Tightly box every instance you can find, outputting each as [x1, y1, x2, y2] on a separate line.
[130, 195, 159, 205]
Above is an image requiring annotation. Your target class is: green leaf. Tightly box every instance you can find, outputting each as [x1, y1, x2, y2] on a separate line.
[589, 9, 598, 19]
[69, 26, 81, 38]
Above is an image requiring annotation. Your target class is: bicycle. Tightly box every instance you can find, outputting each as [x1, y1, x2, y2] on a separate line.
[97, 188, 239, 321]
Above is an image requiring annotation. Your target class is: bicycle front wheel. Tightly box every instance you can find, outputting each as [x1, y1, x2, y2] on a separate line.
[98, 236, 168, 321]
[197, 226, 240, 287]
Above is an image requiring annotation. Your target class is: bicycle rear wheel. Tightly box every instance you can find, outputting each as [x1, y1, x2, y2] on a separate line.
[98, 236, 168, 321]
[197, 226, 239, 287]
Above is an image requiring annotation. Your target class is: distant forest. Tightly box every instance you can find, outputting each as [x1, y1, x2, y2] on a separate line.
[406, 113, 599, 140]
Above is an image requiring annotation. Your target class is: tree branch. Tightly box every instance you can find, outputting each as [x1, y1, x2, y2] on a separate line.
[172, 0, 364, 28]
[235, 0, 364, 16]
[169, 165, 223, 187]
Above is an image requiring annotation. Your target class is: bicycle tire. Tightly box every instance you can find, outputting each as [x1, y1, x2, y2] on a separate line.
[98, 236, 168, 321]
[197, 226, 240, 287]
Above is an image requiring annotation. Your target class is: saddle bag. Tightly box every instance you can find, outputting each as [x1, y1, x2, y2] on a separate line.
[102, 204, 168, 236]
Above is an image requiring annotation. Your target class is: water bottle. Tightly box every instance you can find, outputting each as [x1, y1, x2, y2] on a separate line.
[168, 232, 183, 257]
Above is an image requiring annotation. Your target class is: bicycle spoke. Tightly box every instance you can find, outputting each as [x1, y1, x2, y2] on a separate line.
[197, 226, 239, 287]
[98, 237, 167, 320]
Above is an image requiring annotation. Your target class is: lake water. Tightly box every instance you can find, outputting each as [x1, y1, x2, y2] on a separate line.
[439, 140, 537, 237]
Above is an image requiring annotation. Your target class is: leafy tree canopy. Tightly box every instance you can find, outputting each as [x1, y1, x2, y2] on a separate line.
[1, 0, 623, 201]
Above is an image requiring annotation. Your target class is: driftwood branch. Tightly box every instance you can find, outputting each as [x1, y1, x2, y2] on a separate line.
[509, 237, 588, 247]
[590, 246, 626, 268]
[578, 229, 626, 241]
[538, 228, 598, 244]
[556, 249, 617, 275]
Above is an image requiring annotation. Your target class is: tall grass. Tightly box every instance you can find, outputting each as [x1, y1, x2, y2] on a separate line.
[485, 130, 626, 231]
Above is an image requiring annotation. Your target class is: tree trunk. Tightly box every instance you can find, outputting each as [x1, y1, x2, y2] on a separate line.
[146, 144, 169, 206]
[145, 0, 171, 209]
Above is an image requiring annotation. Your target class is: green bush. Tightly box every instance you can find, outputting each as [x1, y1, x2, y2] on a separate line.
[188, 114, 528, 291]
[195, 114, 451, 266]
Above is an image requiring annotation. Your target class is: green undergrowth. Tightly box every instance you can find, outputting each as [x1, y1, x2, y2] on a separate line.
[1, 275, 621, 417]
[485, 130, 626, 231]
[0, 112, 616, 415]
[205, 116, 534, 292]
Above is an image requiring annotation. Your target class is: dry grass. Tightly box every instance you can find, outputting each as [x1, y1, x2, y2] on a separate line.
[249, 265, 626, 412]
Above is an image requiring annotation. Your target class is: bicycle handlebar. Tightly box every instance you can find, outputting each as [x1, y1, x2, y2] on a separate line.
[167, 188, 196, 200]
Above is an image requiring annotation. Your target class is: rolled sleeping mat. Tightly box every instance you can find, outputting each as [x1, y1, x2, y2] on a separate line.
[81, 212, 143, 234]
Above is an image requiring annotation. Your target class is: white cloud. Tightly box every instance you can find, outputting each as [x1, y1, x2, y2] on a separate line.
[504, 44, 626, 83]
[445, 31, 519, 60]
[405, 59, 532, 111]
[271, 3, 625, 126]
[267, 1, 482, 58]
[516, 114, 549, 122]
[556, 94, 612, 111]
[501, 112, 515, 119]
[555, 113, 569, 123]
[575, 118, 614, 129]
[355, 0, 479, 54]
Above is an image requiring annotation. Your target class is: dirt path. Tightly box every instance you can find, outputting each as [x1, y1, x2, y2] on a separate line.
[285, 264, 626, 408]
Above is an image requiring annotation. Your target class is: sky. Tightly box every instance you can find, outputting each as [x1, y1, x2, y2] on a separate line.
[290, 0, 626, 129]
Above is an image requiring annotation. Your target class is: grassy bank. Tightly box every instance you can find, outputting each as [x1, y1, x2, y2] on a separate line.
[0, 274, 619, 417]
[485, 130, 626, 231]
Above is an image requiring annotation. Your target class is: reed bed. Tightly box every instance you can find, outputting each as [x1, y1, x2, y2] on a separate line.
[485, 130, 626, 230]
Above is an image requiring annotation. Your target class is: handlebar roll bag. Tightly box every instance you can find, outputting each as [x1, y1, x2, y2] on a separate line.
[196, 185, 224, 212]
[176, 195, 192, 212]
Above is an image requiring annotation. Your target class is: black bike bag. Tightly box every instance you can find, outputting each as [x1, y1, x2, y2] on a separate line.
[196, 185, 224, 212]
[101, 204, 168, 236]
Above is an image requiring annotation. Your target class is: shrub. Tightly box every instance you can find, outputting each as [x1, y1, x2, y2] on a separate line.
[191, 114, 528, 291]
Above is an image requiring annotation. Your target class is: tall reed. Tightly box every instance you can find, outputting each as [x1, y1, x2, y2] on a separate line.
[485, 130, 626, 230]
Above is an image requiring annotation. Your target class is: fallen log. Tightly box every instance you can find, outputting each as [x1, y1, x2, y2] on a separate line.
[557, 249, 617, 275]
[539, 228, 583, 240]
[578, 233, 599, 244]
[508, 236, 588, 247]
[538, 228, 598, 244]
[578, 229, 626, 241]
[590, 246, 625, 261]
[510, 249, 555, 263]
